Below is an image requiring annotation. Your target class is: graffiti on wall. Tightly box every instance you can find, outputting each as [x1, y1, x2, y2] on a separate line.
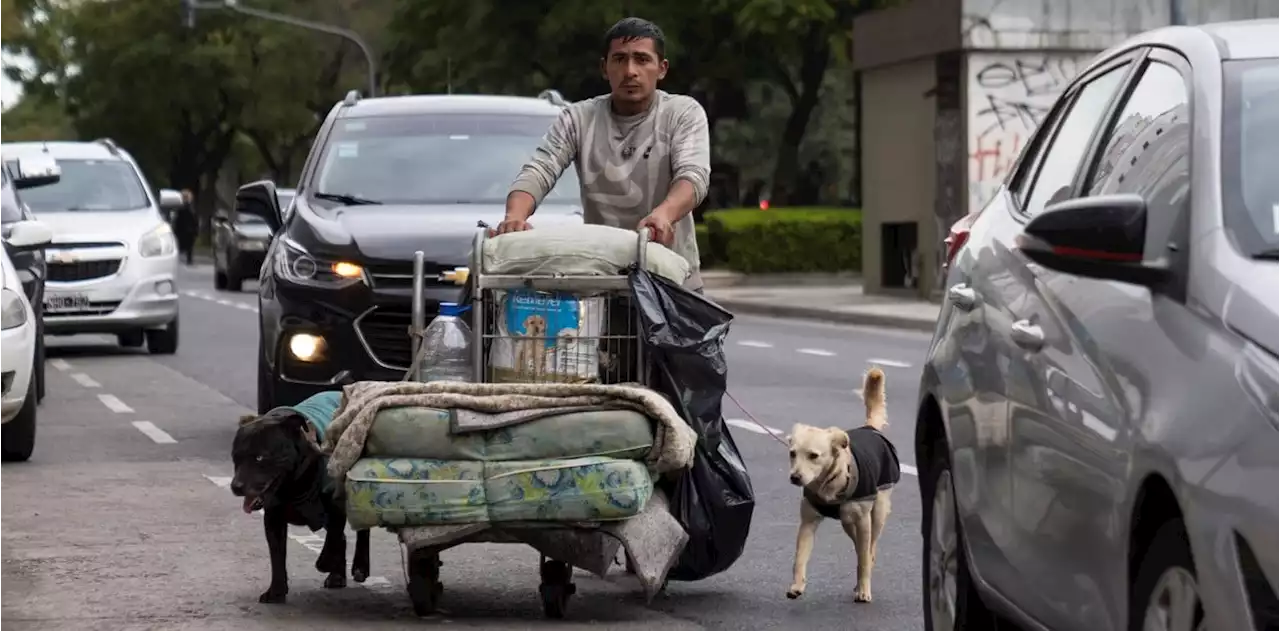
[966, 52, 1092, 214]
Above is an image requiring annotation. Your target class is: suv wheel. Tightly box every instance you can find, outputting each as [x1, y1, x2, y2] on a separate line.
[225, 251, 243, 292]
[2, 377, 37, 462]
[922, 444, 995, 631]
[146, 318, 179, 355]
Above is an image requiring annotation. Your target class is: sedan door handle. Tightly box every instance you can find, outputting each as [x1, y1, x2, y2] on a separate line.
[1011, 319, 1045, 351]
[947, 284, 978, 311]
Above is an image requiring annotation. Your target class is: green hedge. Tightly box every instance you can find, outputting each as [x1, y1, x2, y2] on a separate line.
[698, 207, 862, 274]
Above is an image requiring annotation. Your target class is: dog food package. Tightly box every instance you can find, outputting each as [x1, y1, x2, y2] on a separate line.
[488, 289, 605, 383]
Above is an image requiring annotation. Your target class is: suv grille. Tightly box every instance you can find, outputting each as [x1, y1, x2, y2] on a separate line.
[366, 262, 452, 291]
[48, 259, 122, 282]
[355, 308, 422, 370]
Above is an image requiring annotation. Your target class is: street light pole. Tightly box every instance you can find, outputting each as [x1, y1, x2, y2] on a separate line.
[183, 0, 378, 97]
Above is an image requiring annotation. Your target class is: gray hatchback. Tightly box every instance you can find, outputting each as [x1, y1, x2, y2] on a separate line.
[916, 19, 1277, 631]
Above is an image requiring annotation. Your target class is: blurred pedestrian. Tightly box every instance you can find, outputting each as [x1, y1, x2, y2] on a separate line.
[497, 17, 711, 292]
[174, 188, 199, 266]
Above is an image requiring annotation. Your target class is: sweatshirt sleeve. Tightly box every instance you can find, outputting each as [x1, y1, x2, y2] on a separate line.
[509, 107, 579, 206]
[668, 98, 711, 205]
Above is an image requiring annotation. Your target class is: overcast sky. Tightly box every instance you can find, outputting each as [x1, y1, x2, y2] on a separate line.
[1, 52, 28, 111]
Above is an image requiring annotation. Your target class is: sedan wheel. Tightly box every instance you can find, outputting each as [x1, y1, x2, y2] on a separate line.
[1142, 568, 1205, 631]
[929, 469, 960, 629]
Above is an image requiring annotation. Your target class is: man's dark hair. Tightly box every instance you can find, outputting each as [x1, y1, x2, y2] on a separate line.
[603, 17, 666, 59]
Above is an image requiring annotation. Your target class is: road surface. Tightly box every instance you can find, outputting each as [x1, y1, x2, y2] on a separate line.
[1, 264, 934, 630]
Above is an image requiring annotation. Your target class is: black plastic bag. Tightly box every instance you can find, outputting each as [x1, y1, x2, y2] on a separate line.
[629, 268, 755, 582]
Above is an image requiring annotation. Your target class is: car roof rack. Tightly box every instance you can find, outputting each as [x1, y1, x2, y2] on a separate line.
[94, 137, 121, 155]
[537, 89, 567, 107]
[343, 89, 361, 107]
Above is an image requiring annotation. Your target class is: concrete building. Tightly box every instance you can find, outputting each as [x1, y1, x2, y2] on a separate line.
[852, 0, 1277, 298]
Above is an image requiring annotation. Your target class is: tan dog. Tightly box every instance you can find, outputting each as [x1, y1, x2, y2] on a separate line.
[786, 367, 898, 603]
[514, 314, 549, 378]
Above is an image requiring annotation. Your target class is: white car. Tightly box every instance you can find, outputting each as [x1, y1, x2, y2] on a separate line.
[0, 140, 184, 354]
[2, 219, 54, 462]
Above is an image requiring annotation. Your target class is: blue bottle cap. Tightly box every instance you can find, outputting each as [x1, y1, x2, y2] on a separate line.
[438, 302, 466, 317]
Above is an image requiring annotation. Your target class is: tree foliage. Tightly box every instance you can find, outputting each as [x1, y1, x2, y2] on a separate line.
[3, 0, 877, 217]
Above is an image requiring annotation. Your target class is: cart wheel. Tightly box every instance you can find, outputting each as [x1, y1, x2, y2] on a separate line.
[538, 558, 576, 619]
[407, 551, 444, 617]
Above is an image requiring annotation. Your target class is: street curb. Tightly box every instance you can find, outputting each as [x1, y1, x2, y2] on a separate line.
[712, 298, 939, 332]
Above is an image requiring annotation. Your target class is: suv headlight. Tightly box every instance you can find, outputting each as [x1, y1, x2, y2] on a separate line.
[139, 224, 177, 258]
[272, 237, 366, 287]
[1, 288, 27, 330]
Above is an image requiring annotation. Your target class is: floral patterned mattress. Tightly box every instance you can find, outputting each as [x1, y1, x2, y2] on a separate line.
[344, 456, 653, 529]
[362, 407, 654, 462]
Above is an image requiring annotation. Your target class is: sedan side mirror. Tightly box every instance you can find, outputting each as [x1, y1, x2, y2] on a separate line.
[1016, 193, 1170, 288]
[235, 180, 283, 233]
[158, 189, 185, 211]
[13, 156, 60, 190]
[5, 220, 54, 251]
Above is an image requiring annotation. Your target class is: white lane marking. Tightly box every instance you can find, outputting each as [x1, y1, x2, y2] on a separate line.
[132, 421, 177, 444]
[736, 340, 774, 349]
[49, 359, 71, 371]
[796, 348, 836, 357]
[182, 289, 258, 313]
[867, 358, 913, 369]
[98, 394, 134, 413]
[215, 298, 235, 307]
[726, 418, 784, 436]
[901, 464, 918, 477]
[70, 372, 101, 388]
[202, 474, 392, 588]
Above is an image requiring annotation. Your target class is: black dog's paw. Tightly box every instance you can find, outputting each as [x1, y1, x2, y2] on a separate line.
[258, 586, 288, 604]
[323, 573, 347, 589]
[352, 566, 369, 583]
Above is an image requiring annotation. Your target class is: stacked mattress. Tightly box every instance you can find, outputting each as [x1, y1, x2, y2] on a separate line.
[345, 406, 656, 530]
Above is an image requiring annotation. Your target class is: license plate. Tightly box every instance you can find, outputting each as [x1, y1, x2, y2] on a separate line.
[44, 293, 91, 314]
[239, 240, 266, 251]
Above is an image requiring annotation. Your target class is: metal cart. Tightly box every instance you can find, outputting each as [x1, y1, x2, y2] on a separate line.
[396, 227, 652, 618]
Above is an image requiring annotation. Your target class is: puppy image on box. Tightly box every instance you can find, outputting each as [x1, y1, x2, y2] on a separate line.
[231, 391, 371, 604]
[786, 367, 899, 603]
[514, 313, 549, 379]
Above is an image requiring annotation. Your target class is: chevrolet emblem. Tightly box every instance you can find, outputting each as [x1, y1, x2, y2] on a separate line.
[49, 251, 78, 264]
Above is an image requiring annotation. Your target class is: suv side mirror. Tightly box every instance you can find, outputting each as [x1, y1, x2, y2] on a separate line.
[5, 220, 54, 251]
[158, 189, 184, 211]
[1017, 193, 1170, 287]
[236, 180, 282, 233]
[13, 156, 60, 190]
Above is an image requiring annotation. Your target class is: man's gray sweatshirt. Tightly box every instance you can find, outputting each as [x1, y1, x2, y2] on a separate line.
[509, 90, 710, 290]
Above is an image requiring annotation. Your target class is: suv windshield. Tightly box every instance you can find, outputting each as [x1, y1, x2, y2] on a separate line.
[4, 158, 150, 213]
[311, 113, 581, 206]
[1222, 58, 1278, 259]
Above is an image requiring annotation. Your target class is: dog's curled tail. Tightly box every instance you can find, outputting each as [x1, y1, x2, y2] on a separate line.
[863, 367, 888, 430]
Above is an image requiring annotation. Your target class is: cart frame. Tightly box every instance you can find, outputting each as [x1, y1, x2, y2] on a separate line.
[396, 226, 653, 618]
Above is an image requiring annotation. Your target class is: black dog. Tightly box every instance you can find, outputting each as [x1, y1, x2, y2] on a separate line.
[231, 407, 371, 604]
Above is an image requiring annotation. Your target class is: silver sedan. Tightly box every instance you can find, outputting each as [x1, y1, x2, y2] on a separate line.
[917, 18, 1277, 631]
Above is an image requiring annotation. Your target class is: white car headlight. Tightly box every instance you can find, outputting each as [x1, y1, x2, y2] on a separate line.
[139, 224, 177, 258]
[1, 288, 27, 331]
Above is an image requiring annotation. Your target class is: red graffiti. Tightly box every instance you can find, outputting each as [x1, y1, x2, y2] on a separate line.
[969, 133, 1022, 181]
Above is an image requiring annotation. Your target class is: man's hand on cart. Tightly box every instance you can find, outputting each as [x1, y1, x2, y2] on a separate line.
[637, 207, 676, 246]
[491, 214, 533, 237]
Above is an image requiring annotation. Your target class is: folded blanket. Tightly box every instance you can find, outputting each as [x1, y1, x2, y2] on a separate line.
[322, 381, 697, 484]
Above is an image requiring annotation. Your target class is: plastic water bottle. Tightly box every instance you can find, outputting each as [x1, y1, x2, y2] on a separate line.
[418, 302, 473, 382]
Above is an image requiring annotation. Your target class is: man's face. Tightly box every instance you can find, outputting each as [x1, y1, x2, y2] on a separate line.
[600, 37, 668, 106]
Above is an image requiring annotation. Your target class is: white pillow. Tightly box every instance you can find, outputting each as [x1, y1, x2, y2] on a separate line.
[480, 224, 691, 283]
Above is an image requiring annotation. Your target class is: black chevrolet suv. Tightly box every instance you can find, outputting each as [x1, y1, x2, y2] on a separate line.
[1, 160, 59, 402]
[239, 91, 584, 412]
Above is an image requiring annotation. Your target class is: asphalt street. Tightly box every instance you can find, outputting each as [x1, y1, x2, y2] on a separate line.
[2, 263, 934, 630]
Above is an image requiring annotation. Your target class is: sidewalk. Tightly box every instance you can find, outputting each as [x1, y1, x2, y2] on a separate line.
[702, 270, 940, 332]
